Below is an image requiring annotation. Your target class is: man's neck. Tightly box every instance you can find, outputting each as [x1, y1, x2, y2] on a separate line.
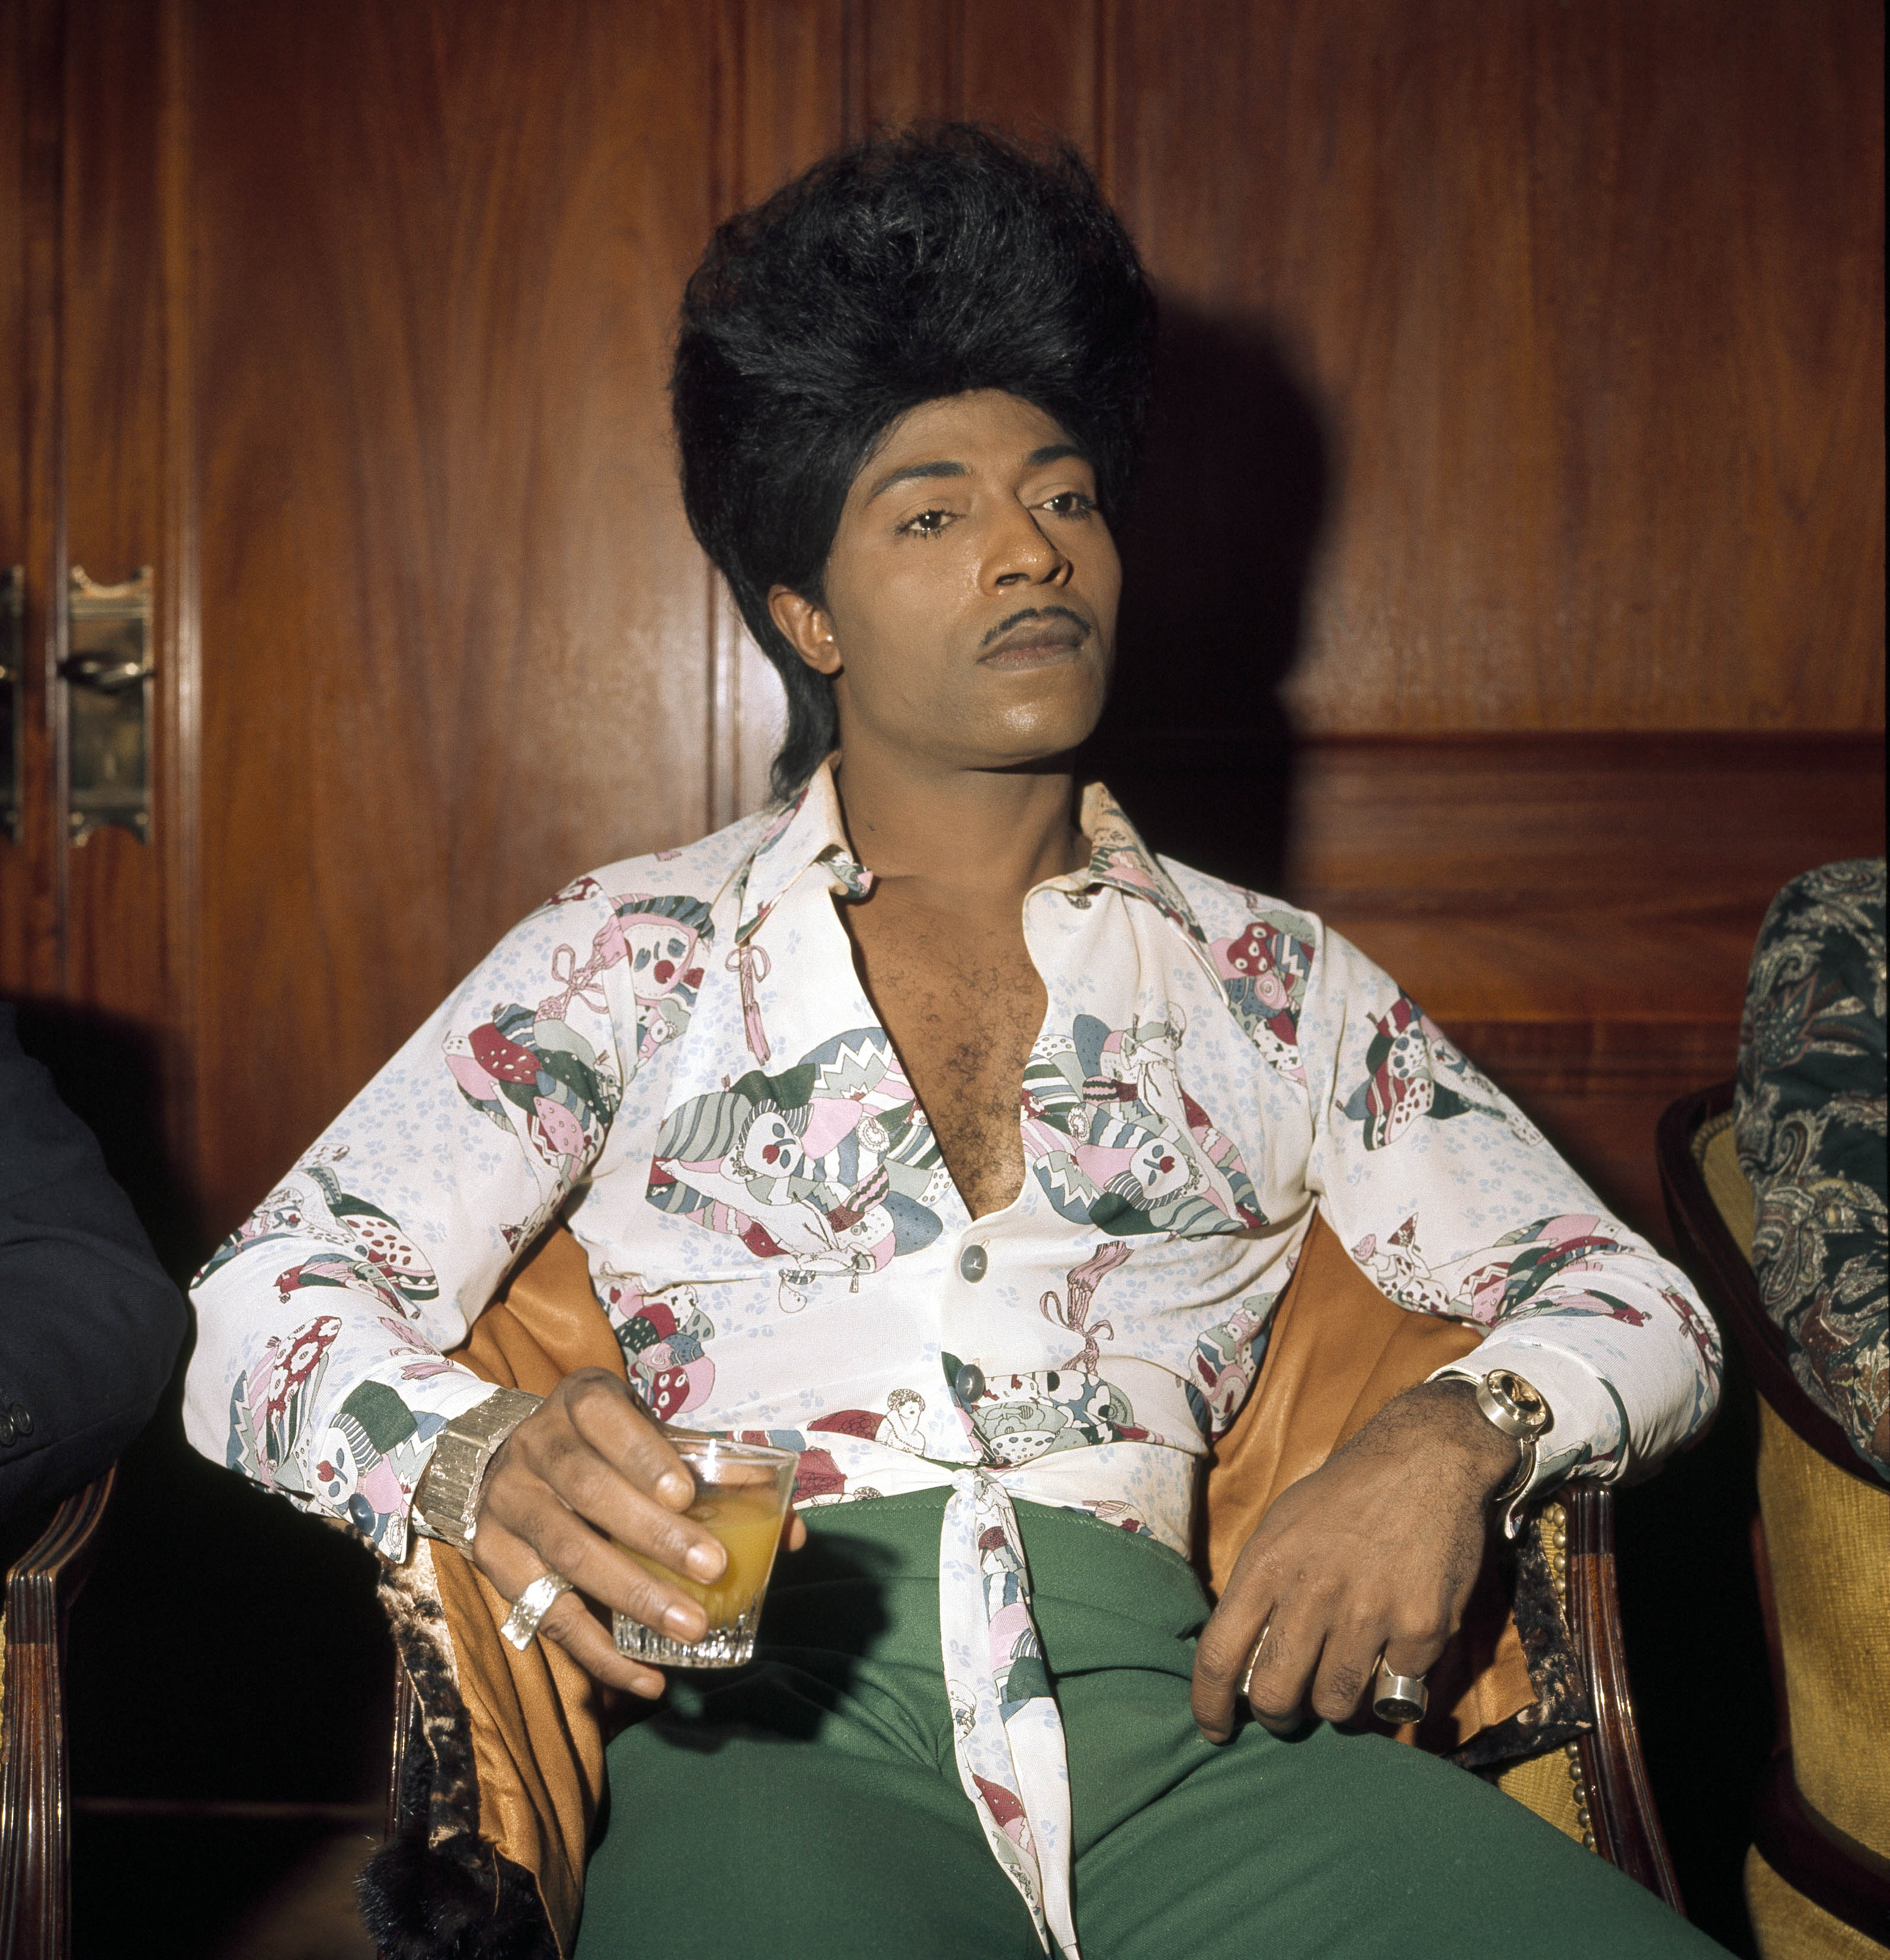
[831, 744, 1088, 912]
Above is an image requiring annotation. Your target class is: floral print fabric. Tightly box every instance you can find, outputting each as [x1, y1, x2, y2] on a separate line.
[185, 762, 1720, 1955]
[1737, 859, 1888, 1479]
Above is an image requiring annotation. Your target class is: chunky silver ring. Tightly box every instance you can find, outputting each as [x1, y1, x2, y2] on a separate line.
[500, 1570, 574, 1651]
[1373, 1664, 1429, 1725]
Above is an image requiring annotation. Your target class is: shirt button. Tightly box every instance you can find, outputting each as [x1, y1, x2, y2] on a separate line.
[954, 1363, 986, 1403]
[11, 1403, 28, 1437]
[0, 1412, 15, 1447]
[958, 1243, 988, 1283]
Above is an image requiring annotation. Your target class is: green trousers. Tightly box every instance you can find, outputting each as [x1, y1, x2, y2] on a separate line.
[576, 1492, 1725, 1959]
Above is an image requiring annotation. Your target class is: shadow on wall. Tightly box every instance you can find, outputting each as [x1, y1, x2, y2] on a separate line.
[1082, 299, 1332, 892]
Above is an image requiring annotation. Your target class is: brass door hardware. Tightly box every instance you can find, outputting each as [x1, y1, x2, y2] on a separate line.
[63, 565, 153, 844]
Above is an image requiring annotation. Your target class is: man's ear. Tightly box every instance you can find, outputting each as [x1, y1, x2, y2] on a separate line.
[767, 586, 841, 676]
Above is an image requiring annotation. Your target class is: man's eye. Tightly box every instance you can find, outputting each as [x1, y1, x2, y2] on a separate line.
[904, 509, 952, 536]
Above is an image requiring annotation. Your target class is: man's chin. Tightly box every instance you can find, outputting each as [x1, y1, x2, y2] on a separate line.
[971, 677, 1111, 770]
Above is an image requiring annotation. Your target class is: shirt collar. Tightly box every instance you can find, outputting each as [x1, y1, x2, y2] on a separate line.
[732, 756, 872, 941]
[1070, 781, 1209, 945]
[730, 759, 1207, 946]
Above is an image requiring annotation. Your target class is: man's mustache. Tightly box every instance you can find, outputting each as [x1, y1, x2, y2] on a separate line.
[978, 605, 1093, 648]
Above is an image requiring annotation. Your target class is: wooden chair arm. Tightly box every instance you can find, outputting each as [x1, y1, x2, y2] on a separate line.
[1563, 1484, 1683, 1911]
[0, 1468, 117, 1960]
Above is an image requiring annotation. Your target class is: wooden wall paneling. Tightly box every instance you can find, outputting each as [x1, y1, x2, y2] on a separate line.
[0, 0, 62, 998]
[0, 0, 28, 979]
[158, 0, 199, 1205]
[1103, 0, 1885, 737]
[57, 0, 168, 1029]
[848, 0, 961, 132]
[844, 0, 1107, 156]
[955, 0, 1103, 156]
[725, 0, 848, 195]
[187, 0, 725, 1232]
[1287, 733, 1888, 1242]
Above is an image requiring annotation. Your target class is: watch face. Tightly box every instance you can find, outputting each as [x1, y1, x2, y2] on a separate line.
[1488, 1370, 1549, 1430]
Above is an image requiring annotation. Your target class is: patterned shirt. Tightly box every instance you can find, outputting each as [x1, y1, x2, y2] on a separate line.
[184, 762, 1721, 1954]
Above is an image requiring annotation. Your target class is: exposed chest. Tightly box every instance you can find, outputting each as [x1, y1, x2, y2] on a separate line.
[841, 893, 1047, 1220]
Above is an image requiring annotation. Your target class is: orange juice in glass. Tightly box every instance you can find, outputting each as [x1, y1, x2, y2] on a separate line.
[613, 1435, 798, 1666]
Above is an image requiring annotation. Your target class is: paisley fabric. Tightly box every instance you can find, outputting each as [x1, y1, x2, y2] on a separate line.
[185, 760, 1720, 1955]
[1736, 859, 1889, 1479]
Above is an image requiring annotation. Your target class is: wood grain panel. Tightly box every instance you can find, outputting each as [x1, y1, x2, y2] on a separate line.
[846, 1, 1105, 155]
[957, 0, 1101, 156]
[58, 0, 168, 1027]
[187, 0, 722, 1230]
[725, 0, 848, 202]
[0, 0, 62, 998]
[1283, 733, 1886, 1242]
[852, 0, 961, 130]
[1104, 0, 1885, 736]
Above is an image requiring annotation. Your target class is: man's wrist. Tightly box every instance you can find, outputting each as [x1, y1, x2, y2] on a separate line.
[1396, 1378, 1525, 1499]
[1403, 1380, 1521, 1497]
[1428, 1365, 1556, 1534]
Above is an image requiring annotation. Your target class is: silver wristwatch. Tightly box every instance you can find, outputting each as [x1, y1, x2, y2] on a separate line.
[411, 1387, 545, 1546]
[1434, 1366, 1554, 1534]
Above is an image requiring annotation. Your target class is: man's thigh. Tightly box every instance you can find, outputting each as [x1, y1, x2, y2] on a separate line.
[1070, 1718, 1728, 1960]
[577, 1689, 1041, 1960]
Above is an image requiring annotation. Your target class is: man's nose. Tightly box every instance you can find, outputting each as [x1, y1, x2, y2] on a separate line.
[986, 507, 1071, 589]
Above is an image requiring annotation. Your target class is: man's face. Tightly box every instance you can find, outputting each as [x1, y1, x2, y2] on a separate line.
[769, 389, 1120, 772]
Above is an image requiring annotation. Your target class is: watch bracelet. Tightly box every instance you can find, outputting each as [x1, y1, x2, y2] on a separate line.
[412, 1386, 545, 1545]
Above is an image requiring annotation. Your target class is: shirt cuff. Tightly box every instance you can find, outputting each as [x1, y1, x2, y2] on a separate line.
[314, 1359, 498, 1565]
[1427, 1331, 1629, 1520]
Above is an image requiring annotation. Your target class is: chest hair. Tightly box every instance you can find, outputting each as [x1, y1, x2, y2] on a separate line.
[842, 896, 1048, 1220]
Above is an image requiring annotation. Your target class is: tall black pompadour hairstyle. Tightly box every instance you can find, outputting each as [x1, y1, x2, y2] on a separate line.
[671, 123, 1159, 800]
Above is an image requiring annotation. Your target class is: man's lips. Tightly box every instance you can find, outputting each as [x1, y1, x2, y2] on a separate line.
[978, 612, 1091, 664]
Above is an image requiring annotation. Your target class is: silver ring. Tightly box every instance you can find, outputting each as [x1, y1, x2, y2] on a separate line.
[500, 1570, 574, 1651]
[1373, 1662, 1429, 1725]
[1238, 1621, 1271, 1699]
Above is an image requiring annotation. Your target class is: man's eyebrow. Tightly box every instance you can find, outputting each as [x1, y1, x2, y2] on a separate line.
[866, 459, 968, 501]
[865, 444, 1089, 503]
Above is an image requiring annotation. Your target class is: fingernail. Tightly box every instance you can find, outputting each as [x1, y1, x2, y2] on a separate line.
[664, 1604, 705, 1639]
[685, 1542, 725, 1581]
[658, 1472, 693, 1508]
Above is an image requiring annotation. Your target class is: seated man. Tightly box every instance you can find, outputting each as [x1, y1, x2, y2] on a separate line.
[1737, 858, 1888, 1478]
[186, 128, 1728, 1958]
[1, 1003, 187, 1523]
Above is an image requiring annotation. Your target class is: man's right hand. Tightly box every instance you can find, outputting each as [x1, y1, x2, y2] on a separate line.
[462, 1368, 802, 1697]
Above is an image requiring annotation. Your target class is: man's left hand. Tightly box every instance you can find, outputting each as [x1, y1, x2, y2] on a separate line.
[1191, 1379, 1519, 1743]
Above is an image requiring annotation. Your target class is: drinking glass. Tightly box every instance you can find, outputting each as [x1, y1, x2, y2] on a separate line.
[613, 1434, 799, 1667]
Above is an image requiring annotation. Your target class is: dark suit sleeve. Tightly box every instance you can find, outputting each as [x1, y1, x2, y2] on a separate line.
[0, 1003, 188, 1518]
